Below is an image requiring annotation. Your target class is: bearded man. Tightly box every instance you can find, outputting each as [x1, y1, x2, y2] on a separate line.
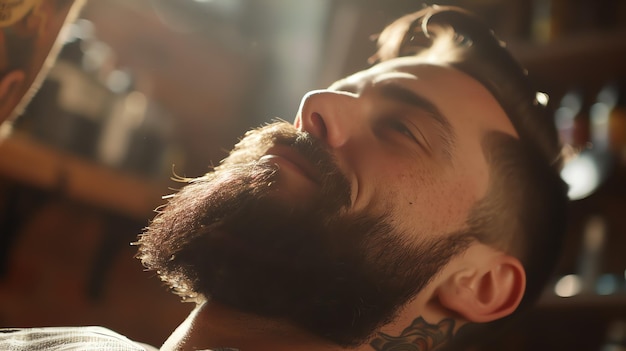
[0, 4, 568, 351]
[136, 5, 568, 351]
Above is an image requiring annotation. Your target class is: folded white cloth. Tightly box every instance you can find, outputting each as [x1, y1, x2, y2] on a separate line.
[0, 326, 158, 351]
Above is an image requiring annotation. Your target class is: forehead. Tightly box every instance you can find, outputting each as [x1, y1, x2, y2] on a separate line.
[333, 57, 518, 140]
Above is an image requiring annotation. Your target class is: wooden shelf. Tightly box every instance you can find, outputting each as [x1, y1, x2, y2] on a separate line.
[0, 131, 165, 219]
[538, 293, 626, 309]
[508, 28, 626, 95]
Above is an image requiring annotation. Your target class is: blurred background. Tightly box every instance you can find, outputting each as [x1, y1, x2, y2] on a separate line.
[0, 0, 625, 350]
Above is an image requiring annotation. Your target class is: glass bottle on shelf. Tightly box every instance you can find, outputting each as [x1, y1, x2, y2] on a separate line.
[555, 89, 577, 146]
[607, 80, 626, 164]
[601, 320, 626, 351]
[575, 88, 593, 150]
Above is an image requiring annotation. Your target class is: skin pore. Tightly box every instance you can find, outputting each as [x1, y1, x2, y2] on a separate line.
[154, 56, 524, 351]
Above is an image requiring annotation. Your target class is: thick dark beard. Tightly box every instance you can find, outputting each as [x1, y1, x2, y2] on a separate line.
[137, 121, 472, 347]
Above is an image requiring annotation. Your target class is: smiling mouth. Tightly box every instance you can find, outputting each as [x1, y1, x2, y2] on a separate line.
[260, 145, 321, 185]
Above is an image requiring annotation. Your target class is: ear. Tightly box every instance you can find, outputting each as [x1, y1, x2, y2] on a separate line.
[437, 250, 526, 323]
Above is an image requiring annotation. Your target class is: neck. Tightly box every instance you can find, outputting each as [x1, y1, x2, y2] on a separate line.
[367, 293, 464, 351]
[160, 300, 342, 351]
[160, 298, 462, 351]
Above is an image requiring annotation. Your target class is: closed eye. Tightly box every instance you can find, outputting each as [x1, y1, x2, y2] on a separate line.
[383, 117, 433, 155]
[387, 119, 420, 144]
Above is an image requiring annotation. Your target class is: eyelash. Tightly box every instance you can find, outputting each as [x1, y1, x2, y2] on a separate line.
[386, 119, 420, 144]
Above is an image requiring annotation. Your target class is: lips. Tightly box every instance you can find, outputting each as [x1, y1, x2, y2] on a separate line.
[261, 145, 321, 185]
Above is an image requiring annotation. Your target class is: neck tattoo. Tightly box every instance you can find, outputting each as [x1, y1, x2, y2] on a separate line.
[369, 317, 455, 351]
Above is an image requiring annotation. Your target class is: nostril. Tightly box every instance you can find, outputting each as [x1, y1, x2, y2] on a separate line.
[310, 112, 327, 140]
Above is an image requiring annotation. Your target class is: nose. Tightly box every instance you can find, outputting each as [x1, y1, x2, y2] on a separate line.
[294, 90, 361, 149]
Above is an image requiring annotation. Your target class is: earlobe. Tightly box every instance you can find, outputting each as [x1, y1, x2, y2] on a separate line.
[438, 253, 526, 323]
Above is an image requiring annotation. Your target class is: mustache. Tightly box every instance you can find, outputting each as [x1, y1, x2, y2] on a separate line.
[219, 121, 320, 168]
[219, 121, 352, 209]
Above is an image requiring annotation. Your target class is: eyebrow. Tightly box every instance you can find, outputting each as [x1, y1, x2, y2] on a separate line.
[377, 82, 456, 159]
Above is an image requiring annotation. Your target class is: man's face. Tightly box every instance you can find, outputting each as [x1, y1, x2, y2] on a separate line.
[293, 57, 518, 240]
[139, 56, 518, 346]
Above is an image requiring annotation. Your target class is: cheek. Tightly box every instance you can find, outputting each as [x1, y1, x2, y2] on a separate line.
[443, 178, 480, 220]
[393, 170, 480, 238]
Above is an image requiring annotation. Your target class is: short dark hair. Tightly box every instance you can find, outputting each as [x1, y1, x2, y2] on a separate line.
[371, 4, 569, 325]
